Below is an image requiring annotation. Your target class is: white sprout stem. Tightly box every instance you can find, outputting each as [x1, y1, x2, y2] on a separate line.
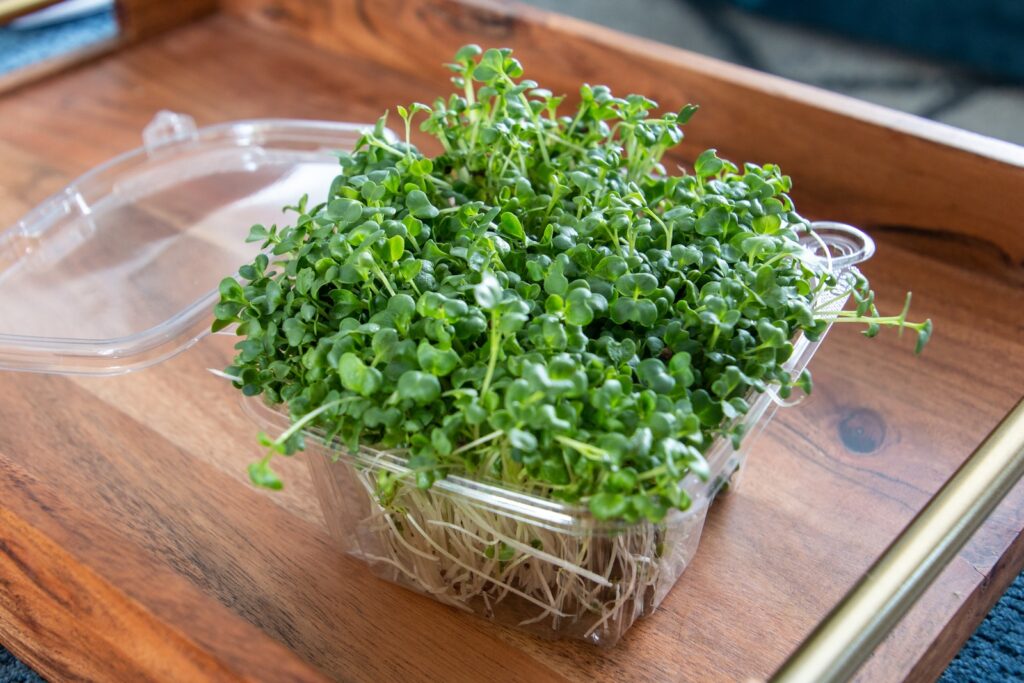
[805, 226, 835, 275]
[207, 368, 241, 382]
[428, 517, 613, 588]
[402, 513, 571, 617]
[451, 429, 504, 456]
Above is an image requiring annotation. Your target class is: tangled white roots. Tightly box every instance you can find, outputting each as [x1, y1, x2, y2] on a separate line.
[343, 466, 704, 645]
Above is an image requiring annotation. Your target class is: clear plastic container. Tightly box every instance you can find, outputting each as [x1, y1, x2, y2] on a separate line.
[245, 228, 868, 646]
[0, 112, 873, 647]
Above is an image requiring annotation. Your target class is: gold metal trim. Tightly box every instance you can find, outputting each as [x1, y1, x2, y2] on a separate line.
[772, 396, 1024, 682]
[0, 0, 60, 24]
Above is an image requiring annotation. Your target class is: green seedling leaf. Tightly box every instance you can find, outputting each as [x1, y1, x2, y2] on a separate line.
[499, 212, 526, 241]
[338, 353, 383, 397]
[248, 459, 283, 490]
[417, 340, 460, 376]
[474, 272, 502, 310]
[398, 370, 442, 404]
[406, 190, 439, 219]
[694, 148, 724, 177]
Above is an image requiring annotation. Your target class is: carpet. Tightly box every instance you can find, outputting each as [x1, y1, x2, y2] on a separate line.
[941, 573, 1024, 681]
[0, 648, 42, 683]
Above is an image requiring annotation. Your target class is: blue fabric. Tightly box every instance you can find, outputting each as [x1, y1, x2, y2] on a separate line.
[942, 572, 1024, 681]
[730, 0, 1024, 81]
[0, 9, 118, 76]
[0, 648, 42, 683]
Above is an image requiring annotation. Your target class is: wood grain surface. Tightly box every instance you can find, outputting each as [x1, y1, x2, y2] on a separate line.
[117, 0, 218, 42]
[0, 5, 1022, 682]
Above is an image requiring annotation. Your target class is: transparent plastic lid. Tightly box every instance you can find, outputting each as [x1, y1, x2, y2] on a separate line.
[0, 111, 369, 375]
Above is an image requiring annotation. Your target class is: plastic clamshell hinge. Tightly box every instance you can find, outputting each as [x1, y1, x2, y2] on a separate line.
[143, 110, 199, 155]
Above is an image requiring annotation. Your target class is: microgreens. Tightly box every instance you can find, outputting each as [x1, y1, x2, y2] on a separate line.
[216, 46, 931, 523]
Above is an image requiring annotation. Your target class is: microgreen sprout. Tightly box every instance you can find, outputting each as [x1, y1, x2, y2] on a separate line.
[215, 46, 931, 640]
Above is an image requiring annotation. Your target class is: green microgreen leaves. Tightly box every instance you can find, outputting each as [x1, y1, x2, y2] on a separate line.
[417, 340, 460, 376]
[220, 46, 931, 523]
[473, 272, 503, 310]
[339, 352, 383, 397]
[499, 212, 526, 241]
[248, 456, 283, 490]
[398, 370, 442, 404]
[406, 190, 439, 219]
[694, 148, 724, 177]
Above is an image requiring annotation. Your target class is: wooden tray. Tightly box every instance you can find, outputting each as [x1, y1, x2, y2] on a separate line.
[1, 1, 1022, 680]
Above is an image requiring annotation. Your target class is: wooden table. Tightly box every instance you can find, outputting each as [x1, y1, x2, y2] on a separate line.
[1, 1, 1022, 681]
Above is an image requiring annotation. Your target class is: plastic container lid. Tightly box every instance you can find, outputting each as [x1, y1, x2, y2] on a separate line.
[0, 111, 370, 375]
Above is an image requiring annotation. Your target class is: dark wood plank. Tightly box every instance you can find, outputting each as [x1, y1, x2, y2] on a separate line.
[0, 456, 327, 683]
[0, 10, 1021, 682]
[117, 0, 217, 42]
